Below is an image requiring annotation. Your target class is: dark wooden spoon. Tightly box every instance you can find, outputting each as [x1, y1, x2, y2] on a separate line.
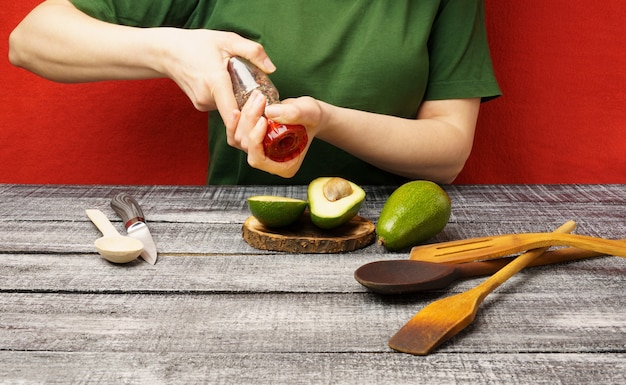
[355, 246, 608, 295]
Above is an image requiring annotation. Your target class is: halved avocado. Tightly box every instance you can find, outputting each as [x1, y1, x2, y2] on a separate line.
[247, 195, 307, 228]
[308, 177, 365, 229]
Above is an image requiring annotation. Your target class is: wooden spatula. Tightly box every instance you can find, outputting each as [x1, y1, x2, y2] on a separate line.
[409, 228, 626, 264]
[389, 221, 576, 355]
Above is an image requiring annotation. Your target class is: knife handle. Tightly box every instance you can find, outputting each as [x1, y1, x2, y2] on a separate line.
[111, 193, 145, 227]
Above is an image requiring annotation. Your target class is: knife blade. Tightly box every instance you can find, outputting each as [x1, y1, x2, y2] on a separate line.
[111, 192, 158, 265]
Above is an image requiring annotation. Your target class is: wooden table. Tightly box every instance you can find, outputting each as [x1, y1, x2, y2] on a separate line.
[0, 184, 624, 384]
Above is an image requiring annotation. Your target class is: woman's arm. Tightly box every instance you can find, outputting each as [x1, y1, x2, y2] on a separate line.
[244, 97, 480, 183]
[9, 0, 162, 82]
[9, 0, 275, 118]
[317, 98, 480, 183]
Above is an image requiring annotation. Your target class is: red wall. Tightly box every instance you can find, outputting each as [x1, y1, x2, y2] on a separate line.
[2, 1, 625, 185]
[456, 1, 626, 184]
[2, 3, 208, 185]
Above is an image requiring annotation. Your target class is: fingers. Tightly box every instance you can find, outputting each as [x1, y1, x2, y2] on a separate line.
[226, 36, 276, 74]
[246, 116, 269, 164]
[248, 146, 306, 179]
[225, 109, 241, 147]
[236, 96, 310, 179]
[211, 70, 239, 120]
[170, 30, 274, 119]
[264, 96, 320, 126]
[191, 32, 316, 178]
[217, 35, 275, 125]
[227, 89, 266, 151]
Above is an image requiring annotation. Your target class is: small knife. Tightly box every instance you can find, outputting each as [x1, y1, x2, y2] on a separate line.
[111, 193, 158, 265]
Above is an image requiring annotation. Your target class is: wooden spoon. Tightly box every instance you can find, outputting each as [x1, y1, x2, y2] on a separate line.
[409, 230, 626, 263]
[355, 243, 607, 295]
[388, 221, 573, 355]
[86, 209, 144, 263]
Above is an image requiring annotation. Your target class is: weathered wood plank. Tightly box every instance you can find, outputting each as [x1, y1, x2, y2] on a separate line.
[2, 217, 625, 255]
[1, 184, 625, 227]
[0, 253, 376, 293]
[1, 292, 624, 354]
[1, 352, 625, 385]
[0, 252, 624, 294]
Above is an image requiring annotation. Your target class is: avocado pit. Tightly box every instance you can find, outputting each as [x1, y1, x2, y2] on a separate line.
[323, 177, 354, 202]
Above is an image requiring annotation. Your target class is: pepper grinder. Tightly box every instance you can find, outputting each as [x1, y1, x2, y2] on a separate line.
[228, 57, 308, 162]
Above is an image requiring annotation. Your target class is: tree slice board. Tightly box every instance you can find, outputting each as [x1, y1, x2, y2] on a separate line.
[242, 212, 376, 253]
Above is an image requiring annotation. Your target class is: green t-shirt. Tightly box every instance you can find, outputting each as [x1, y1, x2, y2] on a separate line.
[70, 0, 501, 185]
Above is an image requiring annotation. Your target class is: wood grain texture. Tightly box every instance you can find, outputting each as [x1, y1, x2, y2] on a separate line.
[2, 352, 624, 385]
[1, 291, 624, 353]
[242, 214, 375, 253]
[0, 184, 625, 384]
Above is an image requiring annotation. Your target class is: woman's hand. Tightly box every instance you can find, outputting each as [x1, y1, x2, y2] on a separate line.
[226, 91, 323, 178]
[155, 29, 276, 126]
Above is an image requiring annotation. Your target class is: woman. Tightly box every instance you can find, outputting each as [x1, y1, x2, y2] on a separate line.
[9, 0, 501, 185]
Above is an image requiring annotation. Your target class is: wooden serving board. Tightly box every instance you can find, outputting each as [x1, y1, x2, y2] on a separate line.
[242, 212, 376, 253]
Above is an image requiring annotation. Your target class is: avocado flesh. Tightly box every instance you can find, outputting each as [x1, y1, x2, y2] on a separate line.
[308, 177, 365, 229]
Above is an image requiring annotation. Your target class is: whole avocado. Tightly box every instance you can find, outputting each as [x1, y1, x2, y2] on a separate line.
[377, 180, 451, 251]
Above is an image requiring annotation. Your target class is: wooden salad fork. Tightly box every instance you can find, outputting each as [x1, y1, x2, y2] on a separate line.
[409, 229, 626, 263]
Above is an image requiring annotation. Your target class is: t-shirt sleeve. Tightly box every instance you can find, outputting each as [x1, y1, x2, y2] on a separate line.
[424, 0, 501, 101]
[69, 0, 199, 27]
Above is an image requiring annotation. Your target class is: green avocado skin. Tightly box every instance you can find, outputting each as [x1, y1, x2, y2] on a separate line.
[309, 201, 363, 229]
[376, 181, 451, 251]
